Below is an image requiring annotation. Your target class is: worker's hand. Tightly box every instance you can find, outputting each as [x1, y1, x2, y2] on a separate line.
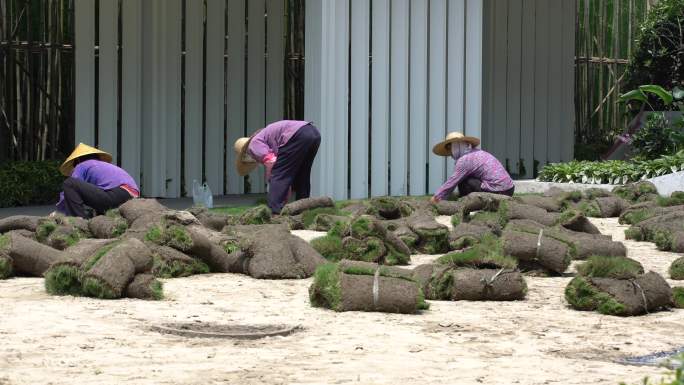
[430, 196, 440, 204]
[264, 156, 277, 181]
[48, 211, 58, 218]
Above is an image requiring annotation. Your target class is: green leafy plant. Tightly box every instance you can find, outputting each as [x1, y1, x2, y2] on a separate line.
[0, 161, 64, 208]
[630, 113, 684, 160]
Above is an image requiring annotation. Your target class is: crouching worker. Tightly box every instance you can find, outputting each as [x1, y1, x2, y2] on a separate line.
[234, 120, 321, 214]
[55, 143, 139, 218]
[430, 132, 514, 203]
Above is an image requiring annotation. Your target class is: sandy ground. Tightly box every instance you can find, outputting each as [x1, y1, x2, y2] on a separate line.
[1, 217, 683, 385]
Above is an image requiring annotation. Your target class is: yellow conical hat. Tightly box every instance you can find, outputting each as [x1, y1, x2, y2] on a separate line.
[59, 143, 113, 176]
[233, 137, 258, 176]
[432, 132, 480, 157]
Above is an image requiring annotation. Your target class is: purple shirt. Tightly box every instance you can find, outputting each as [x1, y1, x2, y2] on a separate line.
[434, 149, 514, 200]
[247, 120, 311, 162]
[56, 159, 139, 213]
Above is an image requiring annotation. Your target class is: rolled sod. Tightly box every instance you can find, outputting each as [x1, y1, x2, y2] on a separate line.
[430, 267, 527, 301]
[82, 240, 144, 299]
[0, 232, 70, 276]
[350, 216, 411, 265]
[44, 239, 118, 295]
[499, 201, 559, 227]
[310, 214, 351, 232]
[281, 196, 335, 216]
[673, 287, 684, 308]
[515, 195, 562, 212]
[612, 182, 658, 202]
[45, 224, 83, 250]
[576, 256, 644, 279]
[626, 212, 684, 248]
[119, 198, 168, 224]
[505, 219, 625, 259]
[188, 206, 232, 231]
[149, 244, 209, 278]
[239, 205, 272, 225]
[411, 264, 450, 299]
[125, 274, 164, 300]
[89, 215, 128, 239]
[308, 263, 426, 314]
[406, 213, 450, 254]
[341, 236, 386, 263]
[565, 271, 673, 316]
[501, 230, 572, 274]
[0, 252, 13, 279]
[670, 257, 684, 280]
[367, 196, 403, 219]
[558, 210, 600, 234]
[434, 200, 463, 216]
[0, 215, 41, 233]
[310, 234, 349, 262]
[338, 259, 414, 280]
[449, 223, 494, 250]
[384, 220, 419, 250]
[438, 238, 518, 270]
[183, 224, 240, 273]
[594, 197, 630, 218]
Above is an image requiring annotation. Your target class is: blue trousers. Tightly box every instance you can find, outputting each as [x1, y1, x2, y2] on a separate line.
[268, 124, 321, 213]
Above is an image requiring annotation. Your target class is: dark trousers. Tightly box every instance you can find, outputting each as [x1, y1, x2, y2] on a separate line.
[268, 124, 321, 214]
[62, 177, 132, 218]
[458, 178, 515, 198]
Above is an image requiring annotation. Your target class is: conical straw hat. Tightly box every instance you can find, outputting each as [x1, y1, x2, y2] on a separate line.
[432, 132, 480, 157]
[59, 143, 113, 176]
[234, 137, 258, 176]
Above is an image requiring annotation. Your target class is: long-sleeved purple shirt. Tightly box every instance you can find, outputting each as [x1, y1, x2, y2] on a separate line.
[56, 159, 139, 213]
[434, 149, 514, 200]
[247, 120, 311, 162]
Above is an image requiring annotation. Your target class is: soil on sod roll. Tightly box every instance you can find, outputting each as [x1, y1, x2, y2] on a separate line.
[612, 181, 658, 202]
[565, 271, 673, 316]
[670, 257, 684, 280]
[448, 223, 494, 250]
[281, 196, 335, 216]
[188, 207, 231, 231]
[149, 244, 209, 278]
[89, 215, 128, 239]
[43, 239, 118, 295]
[384, 220, 419, 249]
[501, 230, 571, 274]
[438, 240, 518, 271]
[44, 224, 83, 250]
[82, 243, 138, 299]
[119, 198, 168, 224]
[227, 224, 326, 279]
[308, 263, 425, 314]
[341, 236, 386, 263]
[515, 195, 563, 212]
[406, 212, 450, 254]
[350, 216, 411, 265]
[337, 259, 414, 279]
[500, 201, 559, 227]
[0, 252, 13, 279]
[310, 214, 351, 232]
[0, 215, 41, 233]
[125, 274, 163, 300]
[182, 224, 239, 273]
[618, 202, 663, 224]
[576, 256, 645, 279]
[0, 232, 71, 276]
[411, 264, 451, 298]
[434, 200, 463, 216]
[594, 196, 630, 218]
[451, 192, 512, 223]
[432, 268, 527, 301]
[559, 210, 600, 234]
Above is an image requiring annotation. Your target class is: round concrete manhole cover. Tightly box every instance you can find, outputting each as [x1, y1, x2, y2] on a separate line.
[150, 322, 302, 339]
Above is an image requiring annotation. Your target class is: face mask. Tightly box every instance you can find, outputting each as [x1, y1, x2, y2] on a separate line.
[450, 142, 472, 160]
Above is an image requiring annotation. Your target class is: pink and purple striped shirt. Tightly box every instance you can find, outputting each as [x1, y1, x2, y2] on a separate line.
[434, 149, 514, 200]
[247, 120, 311, 163]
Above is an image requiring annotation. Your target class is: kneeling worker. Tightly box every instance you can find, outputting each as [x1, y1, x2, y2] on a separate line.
[234, 120, 321, 214]
[55, 143, 139, 218]
[431, 132, 514, 203]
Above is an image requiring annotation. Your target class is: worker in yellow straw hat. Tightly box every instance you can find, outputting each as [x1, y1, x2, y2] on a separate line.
[234, 120, 321, 214]
[430, 132, 514, 203]
[54, 143, 139, 218]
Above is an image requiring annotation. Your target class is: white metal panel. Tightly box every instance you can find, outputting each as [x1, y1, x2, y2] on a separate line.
[390, 0, 409, 196]
[184, 0, 203, 194]
[491, 1, 507, 162]
[349, 0, 370, 199]
[561, 0, 576, 162]
[98, 0, 118, 163]
[331, 0, 350, 199]
[226, 0, 246, 194]
[506, 0, 522, 175]
[428, 0, 447, 193]
[304, 0, 324, 196]
[370, 0, 390, 197]
[519, 0, 536, 178]
[121, 0, 142, 185]
[266, 0, 285, 123]
[546, 0, 563, 163]
[206, 0, 226, 194]
[74, 0, 95, 146]
[464, 0, 483, 140]
[247, 0, 266, 193]
[446, 0, 466, 177]
[533, 0, 549, 170]
[164, 0, 182, 197]
[409, 0, 428, 196]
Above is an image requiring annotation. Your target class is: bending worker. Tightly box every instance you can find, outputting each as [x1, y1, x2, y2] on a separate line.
[55, 143, 139, 218]
[234, 120, 321, 214]
[431, 132, 514, 203]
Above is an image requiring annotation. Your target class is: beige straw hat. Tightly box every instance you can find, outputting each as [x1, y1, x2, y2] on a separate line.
[59, 143, 113, 176]
[234, 137, 258, 176]
[432, 132, 480, 157]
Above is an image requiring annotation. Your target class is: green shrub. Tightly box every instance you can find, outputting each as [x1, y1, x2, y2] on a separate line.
[670, 258, 684, 280]
[538, 151, 684, 185]
[0, 161, 64, 208]
[631, 113, 684, 160]
[673, 287, 684, 308]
